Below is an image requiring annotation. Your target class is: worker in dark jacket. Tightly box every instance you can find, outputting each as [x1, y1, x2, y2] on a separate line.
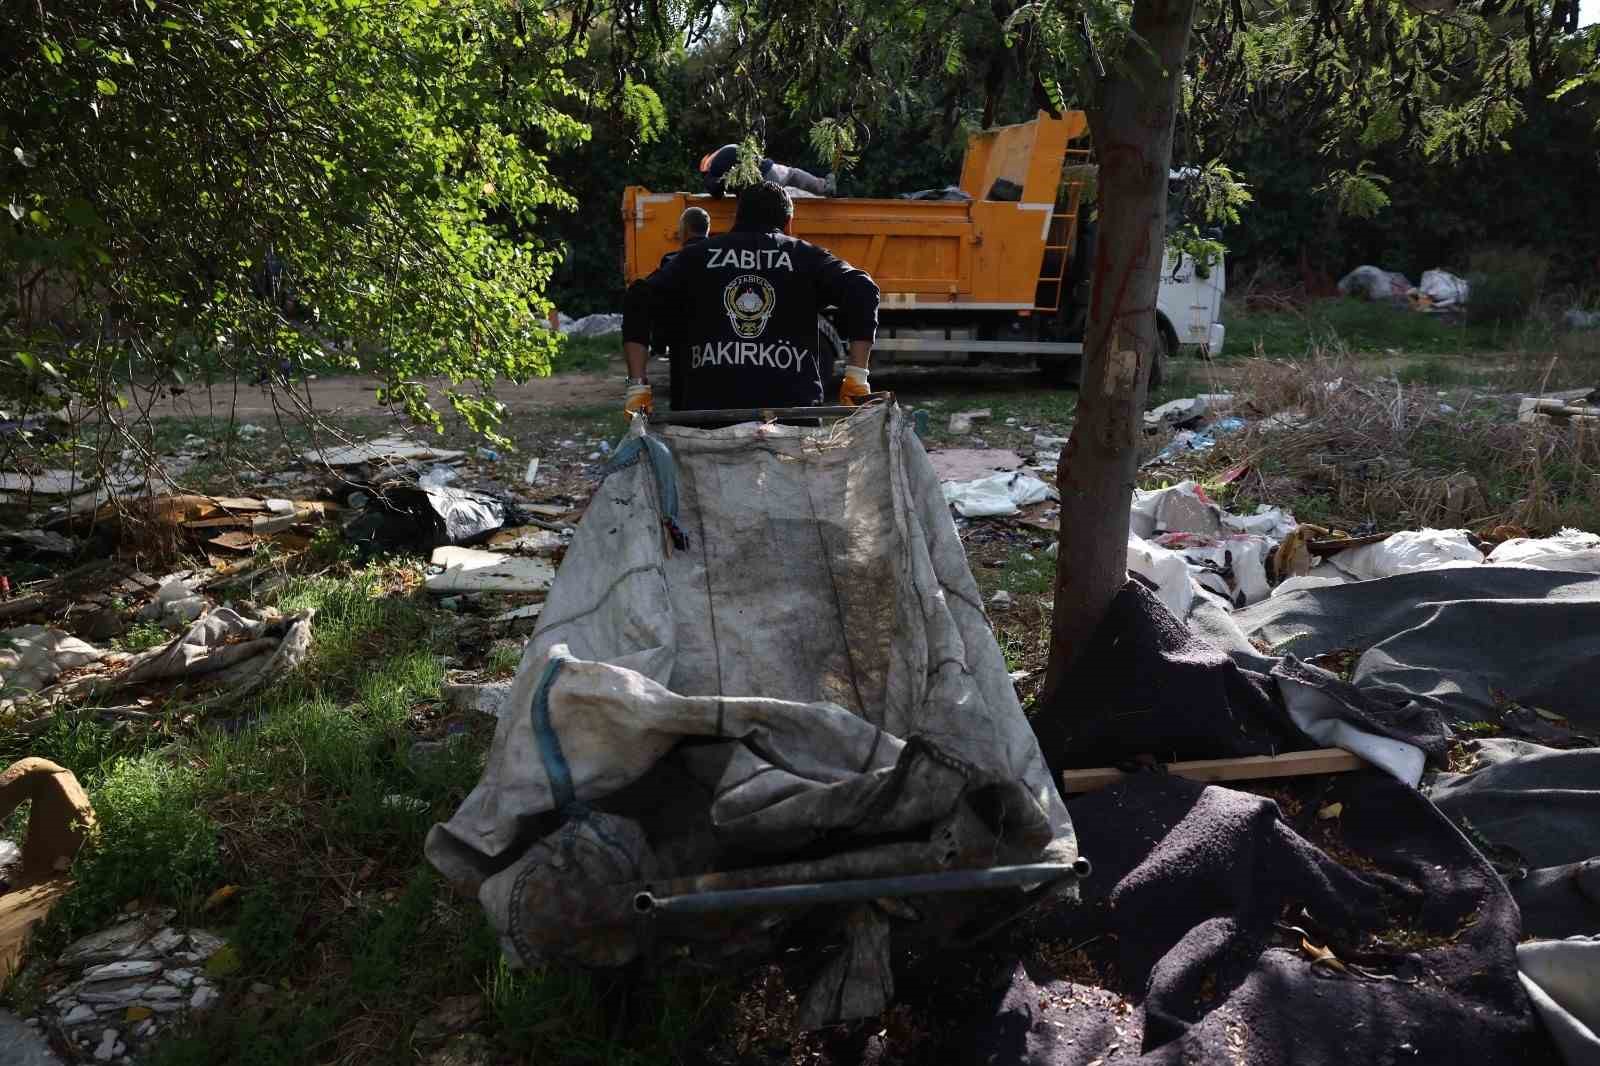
[622, 182, 878, 419]
[658, 207, 710, 411]
[699, 145, 835, 198]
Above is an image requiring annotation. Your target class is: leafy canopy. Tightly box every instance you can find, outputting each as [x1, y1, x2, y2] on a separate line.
[3, 0, 589, 435]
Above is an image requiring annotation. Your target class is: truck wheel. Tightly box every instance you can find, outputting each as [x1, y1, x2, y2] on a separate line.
[1037, 355, 1082, 389]
[817, 315, 844, 388]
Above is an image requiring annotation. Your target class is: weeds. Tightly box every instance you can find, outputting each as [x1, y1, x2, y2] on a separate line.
[114, 620, 172, 653]
[1193, 352, 1600, 533]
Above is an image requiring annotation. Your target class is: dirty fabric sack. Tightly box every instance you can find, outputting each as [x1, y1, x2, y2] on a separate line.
[962, 771, 1551, 1065]
[106, 607, 314, 706]
[1428, 739, 1600, 938]
[426, 406, 1076, 1027]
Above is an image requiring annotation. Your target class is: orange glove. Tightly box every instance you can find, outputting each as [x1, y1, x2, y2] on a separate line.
[623, 383, 653, 422]
[838, 366, 871, 406]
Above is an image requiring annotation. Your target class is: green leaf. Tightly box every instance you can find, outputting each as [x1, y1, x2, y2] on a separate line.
[39, 39, 64, 65]
[95, 78, 118, 96]
[12, 353, 37, 373]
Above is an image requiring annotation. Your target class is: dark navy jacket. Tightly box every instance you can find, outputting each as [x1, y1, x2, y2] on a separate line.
[623, 225, 879, 411]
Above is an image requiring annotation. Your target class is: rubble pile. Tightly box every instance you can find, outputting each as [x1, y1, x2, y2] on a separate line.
[37, 910, 228, 1061]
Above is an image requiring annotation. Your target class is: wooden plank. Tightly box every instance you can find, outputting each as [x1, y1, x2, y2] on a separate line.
[1060, 748, 1367, 794]
[0, 877, 73, 979]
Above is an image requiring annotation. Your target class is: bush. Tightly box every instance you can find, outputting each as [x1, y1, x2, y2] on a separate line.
[56, 756, 221, 934]
[1466, 249, 1549, 326]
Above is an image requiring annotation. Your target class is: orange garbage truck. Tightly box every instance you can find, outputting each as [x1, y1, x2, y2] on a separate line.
[621, 110, 1226, 388]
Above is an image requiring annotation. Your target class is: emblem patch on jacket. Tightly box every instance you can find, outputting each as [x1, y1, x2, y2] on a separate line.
[723, 274, 776, 338]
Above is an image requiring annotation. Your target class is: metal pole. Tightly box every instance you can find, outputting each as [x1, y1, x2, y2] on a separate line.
[633, 860, 1090, 916]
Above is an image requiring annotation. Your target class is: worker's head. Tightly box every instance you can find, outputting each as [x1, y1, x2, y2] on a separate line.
[733, 181, 793, 234]
[677, 207, 710, 242]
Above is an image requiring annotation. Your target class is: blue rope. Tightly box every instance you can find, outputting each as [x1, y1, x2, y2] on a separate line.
[529, 654, 576, 812]
[602, 432, 688, 550]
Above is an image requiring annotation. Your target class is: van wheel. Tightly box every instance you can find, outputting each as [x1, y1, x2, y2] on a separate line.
[817, 314, 844, 388]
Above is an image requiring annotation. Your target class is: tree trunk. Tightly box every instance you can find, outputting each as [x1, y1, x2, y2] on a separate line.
[1037, 0, 1198, 709]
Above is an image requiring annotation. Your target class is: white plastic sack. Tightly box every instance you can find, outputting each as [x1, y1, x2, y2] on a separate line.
[1154, 532, 1274, 607]
[1130, 480, 1222, 539]
[1338, 265, 1413, 303]
[1127, 534, 1195, 620]
[1223, 505, 1298, 542]
[942, 471, 1055, 517]
[561, 312, 623, 337]
[1487, 530, 1600, 574]
[1328, 529, 1482, 582]
[1419, 269, 1469, 308]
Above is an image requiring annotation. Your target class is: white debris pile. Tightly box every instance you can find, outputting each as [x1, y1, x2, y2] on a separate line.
[1338, 265, 1414, 304]
[1322, 528, 1482, 582]
[1121, 481, 1295, 611]
[557, 312, 623, 337]
[35, 910, 227, 1058]
[941, 471, 1056, 518]
[1416, 269, 1469, 311]
[1486, 529, 1600, 574]
[0, 626, 104, 709]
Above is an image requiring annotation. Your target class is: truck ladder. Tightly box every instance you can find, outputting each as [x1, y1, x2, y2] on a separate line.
[1033, 148, 1094, 313]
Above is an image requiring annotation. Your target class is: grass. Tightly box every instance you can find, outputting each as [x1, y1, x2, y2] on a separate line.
[3, 551, 734, 1065]
[1223, 297, 1525, 359]
[552, 334, 621, 375]
[1146, 349, 1600, 535]
[915, 390, 1077, 451]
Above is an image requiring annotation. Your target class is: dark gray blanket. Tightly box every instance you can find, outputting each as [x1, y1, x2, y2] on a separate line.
[1428, 739, 1600, 938]
[1222, 568, 1600, 729]
[956, 771, 1552, 1064]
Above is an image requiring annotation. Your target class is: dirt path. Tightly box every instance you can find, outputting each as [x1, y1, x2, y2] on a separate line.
[142, 369, 618, 422]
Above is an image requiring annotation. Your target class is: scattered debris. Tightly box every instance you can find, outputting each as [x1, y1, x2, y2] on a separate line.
[1561, 309, 1600, 331]
[942, 471, 1056, 518]
[1486, 529, 1600, 573]
[1518, 388, 1600, 426]
[948, 408, 992, 435]
[489, 603, 543, 624]
[33, 909, 226, 1057]
[441, 680, 513, 719]
[1338, 264, 1413, 304]
[485, 526, 565, 555]
[425, 547, 555, 594]
[0, 627, 105, 707]
[524, 458, 540, 485]
[989, 590, 1012, 610]
[559, 312, 623, 337]
[1325, 528, 1482, 582]
[1412, 269, 1469, 312]
[301, 436, 466, 468]
[927, 449, 1023, 483]
[0, 530, 77, 555]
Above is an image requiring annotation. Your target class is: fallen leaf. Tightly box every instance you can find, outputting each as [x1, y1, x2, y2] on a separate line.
[1533, 708, 1567, 722]
[125, 1006, 152, 1022]
[203, 884, 239, 910]
[1317, 802, 1343, 820]
[1300, 937, 1348, 974]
